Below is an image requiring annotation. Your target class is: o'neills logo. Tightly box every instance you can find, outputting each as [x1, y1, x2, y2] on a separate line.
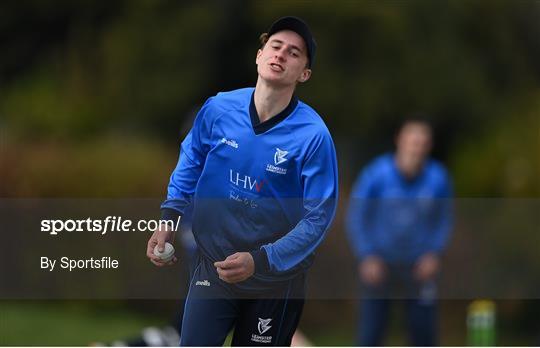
[195, 280, 210, 287]
[221, 137, 239, 148]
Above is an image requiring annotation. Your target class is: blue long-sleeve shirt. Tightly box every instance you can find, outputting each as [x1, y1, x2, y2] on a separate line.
[346, 154, 452, 263]
[161, 88, 338, 286]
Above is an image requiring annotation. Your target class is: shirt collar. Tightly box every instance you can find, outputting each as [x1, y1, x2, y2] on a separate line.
[249, 90, 298, 135]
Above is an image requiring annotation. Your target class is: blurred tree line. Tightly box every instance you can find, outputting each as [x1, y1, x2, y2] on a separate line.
[0, 0, 538, 197]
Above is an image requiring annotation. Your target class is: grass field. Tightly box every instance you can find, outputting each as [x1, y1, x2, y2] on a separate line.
[1, 300, 535, 346]
[0, 301, 168, 346]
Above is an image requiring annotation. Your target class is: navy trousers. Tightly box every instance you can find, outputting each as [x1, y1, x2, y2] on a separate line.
[357, 264, 438, 346]
[180, 254, 305, 346]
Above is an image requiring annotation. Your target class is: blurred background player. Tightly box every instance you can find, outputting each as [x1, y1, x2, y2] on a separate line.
[346, 119, 453, 346]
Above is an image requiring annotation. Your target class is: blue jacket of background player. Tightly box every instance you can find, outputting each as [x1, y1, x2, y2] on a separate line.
[346, 153, 453, 263]
[161, 87, 338, 289]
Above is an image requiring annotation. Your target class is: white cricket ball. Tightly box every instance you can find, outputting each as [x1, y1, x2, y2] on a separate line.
[153, 242, 175, 263]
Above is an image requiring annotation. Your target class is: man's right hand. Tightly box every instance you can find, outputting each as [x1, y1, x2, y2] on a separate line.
[146, 223, 177, 267]
[359, 255, 386, 286]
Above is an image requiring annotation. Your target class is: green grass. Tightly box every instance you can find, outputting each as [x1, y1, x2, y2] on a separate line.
[0, 301, 168, 346]
[1, 301, 535, 346]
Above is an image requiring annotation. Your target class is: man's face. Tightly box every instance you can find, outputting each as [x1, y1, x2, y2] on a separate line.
[256, 30, 311, 87]
[396, 123, 432, 168]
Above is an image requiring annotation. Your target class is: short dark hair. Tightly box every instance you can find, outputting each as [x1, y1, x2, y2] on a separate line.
[259, 32, 269, 47]
[396, 116, 433, 138]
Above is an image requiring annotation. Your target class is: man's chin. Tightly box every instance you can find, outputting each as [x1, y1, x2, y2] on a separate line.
[260, 75, 294, 88]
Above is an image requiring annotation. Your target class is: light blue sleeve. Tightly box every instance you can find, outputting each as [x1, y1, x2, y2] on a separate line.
[262, 131, 338, 272]
[345, 165, 378, 260]
[160, 98, 214, 217]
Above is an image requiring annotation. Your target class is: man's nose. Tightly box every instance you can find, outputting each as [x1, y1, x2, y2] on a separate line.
[274, 48, 286, 61]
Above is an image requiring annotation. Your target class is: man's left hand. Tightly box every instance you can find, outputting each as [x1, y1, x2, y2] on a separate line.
[214, 252, 255, 284]
[414, 252, 440, 282]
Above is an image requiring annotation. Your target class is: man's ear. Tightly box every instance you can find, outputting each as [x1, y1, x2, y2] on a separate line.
[298, 68, 312, 83]
[395, 133, 400, 148]
[255, 49, 262, 64]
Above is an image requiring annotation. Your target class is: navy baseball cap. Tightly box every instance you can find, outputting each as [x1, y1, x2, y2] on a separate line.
[267, 16, 317, 68]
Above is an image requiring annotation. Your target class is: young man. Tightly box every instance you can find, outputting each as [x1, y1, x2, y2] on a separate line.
[146, 17, 338, 346]
[346, 120, 453, 346]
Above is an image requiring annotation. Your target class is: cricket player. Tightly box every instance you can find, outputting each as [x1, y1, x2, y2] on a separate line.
[146, 16, 338, 346]
[346, 119, 453, 346]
